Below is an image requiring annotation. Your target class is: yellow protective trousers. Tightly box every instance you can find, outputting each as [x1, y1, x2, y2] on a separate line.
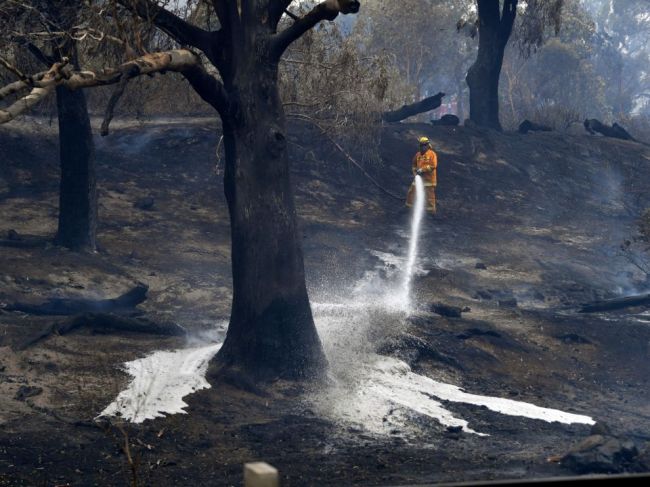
[406, 183, 436, 213]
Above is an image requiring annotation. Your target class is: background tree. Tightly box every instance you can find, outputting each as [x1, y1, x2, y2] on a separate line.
[500, 0, 607, 129]
[586, 0, 650, 120]
[0, 1, 98, 250]
[465, 0, 519, 130]
[464, 0, 564, 130]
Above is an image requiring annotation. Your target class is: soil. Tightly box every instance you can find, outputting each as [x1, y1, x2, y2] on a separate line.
[1, 118, 649, 486]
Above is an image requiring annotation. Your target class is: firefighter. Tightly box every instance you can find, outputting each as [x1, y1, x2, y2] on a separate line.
[406, 136, 438, 213]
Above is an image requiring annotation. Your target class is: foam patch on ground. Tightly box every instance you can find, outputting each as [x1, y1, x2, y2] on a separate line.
[313, 353, 594, 437]
[99, 343, 222, 423]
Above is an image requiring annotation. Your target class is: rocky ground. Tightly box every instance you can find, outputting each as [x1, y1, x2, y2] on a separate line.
[0, 118, 649, 486]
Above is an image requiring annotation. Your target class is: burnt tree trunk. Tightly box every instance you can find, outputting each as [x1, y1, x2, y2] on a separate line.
[466, 0, 518, 130]
[55, 81, 97, 251]
[33, 4, 98, 251]
[216, 63, 327, 380]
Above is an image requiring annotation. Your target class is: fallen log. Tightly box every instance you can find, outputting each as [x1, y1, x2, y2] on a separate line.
[431, 114, 460, 126]
[584, 119, 635, 141]
[382, 92, 445, 123]
[518, 119, 552, 134]
[0, 230, 50, 249]
[579, 293, 650, 313]
[4, 284, 148, 316]
[431, 303, 466, 318]
[16, 312, 186, 350]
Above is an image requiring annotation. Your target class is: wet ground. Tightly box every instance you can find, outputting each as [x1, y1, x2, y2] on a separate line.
[0, 118, 649, 485]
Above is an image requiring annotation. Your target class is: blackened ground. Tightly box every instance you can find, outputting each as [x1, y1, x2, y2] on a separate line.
[0, 118, 649, 486]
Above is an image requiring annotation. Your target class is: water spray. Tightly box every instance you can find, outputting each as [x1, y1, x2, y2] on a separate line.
[401, 175, 426, 311]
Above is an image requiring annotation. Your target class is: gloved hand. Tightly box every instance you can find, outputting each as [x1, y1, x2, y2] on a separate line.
[415, 169, 424, 176]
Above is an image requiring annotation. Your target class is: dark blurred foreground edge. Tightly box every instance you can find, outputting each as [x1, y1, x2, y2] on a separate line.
[390, 472, 650, 486]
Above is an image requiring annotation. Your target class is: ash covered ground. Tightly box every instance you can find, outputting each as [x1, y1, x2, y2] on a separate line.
[1, 118, 649, 485]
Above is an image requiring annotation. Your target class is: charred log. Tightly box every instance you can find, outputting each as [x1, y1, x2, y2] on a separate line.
[0, 230, 49, 248]
[518, 120, 552, 134]
[4, 284, 148, 316]
[431, 303, 468, 318]
[16, 312, 186, 350]
[584, 119, 635, 141]
[431, 114, 460, 126]
[382, 92, 445, 123]
[579, 293, 650, 313]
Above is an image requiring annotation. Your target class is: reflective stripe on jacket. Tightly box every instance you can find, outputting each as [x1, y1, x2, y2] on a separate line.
[412, 149, 438, 186]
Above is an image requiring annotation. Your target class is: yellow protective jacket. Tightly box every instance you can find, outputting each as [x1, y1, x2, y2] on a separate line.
[412, 148, 438, 186]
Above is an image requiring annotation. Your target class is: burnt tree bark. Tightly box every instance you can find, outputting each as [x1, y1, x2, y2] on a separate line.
[466, 0, 518, 130]
[55, 76, 97, 251]
[118, 0, 362, 380]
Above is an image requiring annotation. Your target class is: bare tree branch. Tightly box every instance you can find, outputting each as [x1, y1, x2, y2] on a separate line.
[270, 0, 360, 61]
[100, 74, 130, 136]
[181, 62, 229, 116]
[117, 0, 213, 52]
[500, 0, 519, 45]
[269, 0, 297, 27]
[0, 56, 26, 80]
[25, 41, 56, 67]
[0, 86, 53, 123]
[283, 9, 299, 21]
[0, 79, 33, 101]
[0, 59, 69, 123]
[0, 49, 213, 124]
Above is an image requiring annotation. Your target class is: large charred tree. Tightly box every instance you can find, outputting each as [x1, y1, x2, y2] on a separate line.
[119, 0, 362, 380]
[466, 0, 518, 130]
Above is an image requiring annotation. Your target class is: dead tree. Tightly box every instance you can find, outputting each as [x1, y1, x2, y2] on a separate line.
[1, 1, 98, 251]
